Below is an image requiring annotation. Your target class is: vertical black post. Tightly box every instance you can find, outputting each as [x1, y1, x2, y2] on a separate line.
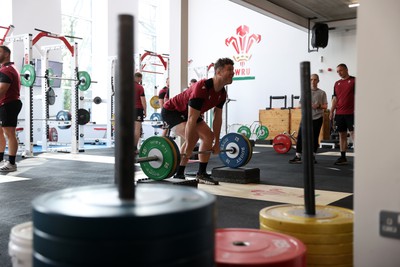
[115, 15, 135, 200]
[300, 61, 316, 215]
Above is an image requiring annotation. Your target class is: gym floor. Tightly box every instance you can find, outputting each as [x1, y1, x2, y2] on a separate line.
[0, 144, 353, 267]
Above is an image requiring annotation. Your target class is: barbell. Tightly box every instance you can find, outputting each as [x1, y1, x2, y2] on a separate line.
[136, 132, 253, 180]
[20, 64, 94, 91]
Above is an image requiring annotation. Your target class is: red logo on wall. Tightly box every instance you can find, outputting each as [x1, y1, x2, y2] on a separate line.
[225, 25, 261, 80]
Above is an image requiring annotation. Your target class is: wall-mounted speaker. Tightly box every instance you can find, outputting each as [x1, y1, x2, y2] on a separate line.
[311, 23, 329, 48]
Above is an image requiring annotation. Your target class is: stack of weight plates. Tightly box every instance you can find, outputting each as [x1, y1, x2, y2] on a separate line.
[260, 204, 354, 267]
[32, 184, 216, 267]
[215, 228, 306, 267]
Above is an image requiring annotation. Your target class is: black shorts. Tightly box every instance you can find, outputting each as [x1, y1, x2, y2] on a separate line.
[0, 100, 22, 127]
[135, 108, 144, 122]
[335, 114, 354, 132]
[161, 108, 203, 129]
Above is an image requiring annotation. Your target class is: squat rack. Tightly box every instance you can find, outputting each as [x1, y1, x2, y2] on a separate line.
[32, 29, 84, 153]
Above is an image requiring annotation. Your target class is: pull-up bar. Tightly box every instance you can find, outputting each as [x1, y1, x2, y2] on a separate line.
[32, 28, 82, 56]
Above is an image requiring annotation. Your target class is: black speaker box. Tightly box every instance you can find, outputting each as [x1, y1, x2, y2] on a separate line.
[311, 23, 329, 48]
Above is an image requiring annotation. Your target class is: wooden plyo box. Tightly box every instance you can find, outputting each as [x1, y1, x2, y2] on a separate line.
[259, 109, 290, 140]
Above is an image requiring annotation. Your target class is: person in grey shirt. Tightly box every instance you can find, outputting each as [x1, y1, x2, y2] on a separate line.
[289, 73, 328, 164]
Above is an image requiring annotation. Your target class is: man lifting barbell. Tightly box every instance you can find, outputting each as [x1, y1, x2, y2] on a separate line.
[0, 45, 23, 172]
[161, 57, 235, 185]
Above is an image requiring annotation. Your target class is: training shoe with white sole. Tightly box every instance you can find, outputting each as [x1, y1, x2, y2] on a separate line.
[196, 173, 219, 185]
[0, 161, 17, 172]
[173, 173, 186, 179]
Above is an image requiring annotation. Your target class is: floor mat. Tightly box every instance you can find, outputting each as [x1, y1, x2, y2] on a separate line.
[199, 182, 352, 205]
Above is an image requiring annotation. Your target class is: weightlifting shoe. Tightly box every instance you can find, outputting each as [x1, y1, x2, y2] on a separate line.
[173, 173, 186, 179]
[0, 161, 17, 172]
[289, 156, 302, 164]
[334, 156, 348, 165]
[196, 173, 219, 185]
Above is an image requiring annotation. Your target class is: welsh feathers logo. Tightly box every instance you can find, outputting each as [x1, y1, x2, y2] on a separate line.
[225, 25, 261, 80]
[225, 25, 261, 62]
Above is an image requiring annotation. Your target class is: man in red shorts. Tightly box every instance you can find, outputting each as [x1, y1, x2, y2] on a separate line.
[134, 72, 146, 153]
[329, 63, 355, 165]
[0, 45, 23, 172]
[161, 58, 234, 185]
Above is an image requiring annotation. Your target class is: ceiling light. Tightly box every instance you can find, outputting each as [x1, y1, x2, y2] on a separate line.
[348, 3, 360, 8]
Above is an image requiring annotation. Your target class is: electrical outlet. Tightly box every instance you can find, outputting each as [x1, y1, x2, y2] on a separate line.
[380, 210, 400, 239]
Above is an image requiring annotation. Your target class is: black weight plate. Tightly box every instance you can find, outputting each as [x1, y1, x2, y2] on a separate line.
[33, 249, 215, 267]
[32, 184, 215, 239]
[33, 224, 214, 265]
[47, 88, 56, 105]
[77, 109, 90, 125]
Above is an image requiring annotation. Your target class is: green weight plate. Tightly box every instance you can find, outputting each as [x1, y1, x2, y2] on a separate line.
[78, 71, 91, 91]
[139, 136, 176, 180]
[77, 108, 90, 125]
[20, 64, 36, 87]
[46, 68, 54, 87]
[237, 125, 251, 138]
[255, 125, 269, 140]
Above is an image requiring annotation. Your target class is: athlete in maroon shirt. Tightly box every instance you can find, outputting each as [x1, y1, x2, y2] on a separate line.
[162, 58, 234, 185]
[134, 72, 146, 153]
[158, 77, 169, 136]
[329, 63, 355, 165]
[0, 45, 23, 172]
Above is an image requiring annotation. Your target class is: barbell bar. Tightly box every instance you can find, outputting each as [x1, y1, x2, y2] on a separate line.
[137, 133, 253, 181]
[20, 64, 96, 91]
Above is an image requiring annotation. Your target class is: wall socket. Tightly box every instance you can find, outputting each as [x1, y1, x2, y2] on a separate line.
[380, 210, 400, 239]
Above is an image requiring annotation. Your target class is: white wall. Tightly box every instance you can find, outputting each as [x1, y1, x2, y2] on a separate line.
[187, 0, 357, 129]
[355, 0, 400, 266]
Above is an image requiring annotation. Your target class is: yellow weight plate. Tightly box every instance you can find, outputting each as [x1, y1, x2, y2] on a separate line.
[259, 204, 354, 234]
[150, 95, 160, 109]
[306, 242, 353, 255]
[163, 137, 179, 178]
[307, 253, 353, 265]
[260, 223, 353, 244]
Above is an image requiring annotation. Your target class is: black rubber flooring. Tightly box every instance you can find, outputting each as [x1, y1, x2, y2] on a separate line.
[0, 144, 353, 267]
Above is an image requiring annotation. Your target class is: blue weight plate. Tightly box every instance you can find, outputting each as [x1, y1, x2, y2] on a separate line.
[32, 184, 215, 239]
[150, 112, 162, 128]
[219, 133, 251, 168]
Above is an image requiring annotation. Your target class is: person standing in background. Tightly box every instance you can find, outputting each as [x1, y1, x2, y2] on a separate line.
[159, 78, 169, 136]
[0, 45, 23, 172]
[289, 73, 328, 164]
[134, 72, 146, 153]
[329, 63, 355, 165]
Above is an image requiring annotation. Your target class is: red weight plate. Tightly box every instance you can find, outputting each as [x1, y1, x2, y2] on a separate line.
[215, 228, 306, 267]
[273, 134, 292, 154]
